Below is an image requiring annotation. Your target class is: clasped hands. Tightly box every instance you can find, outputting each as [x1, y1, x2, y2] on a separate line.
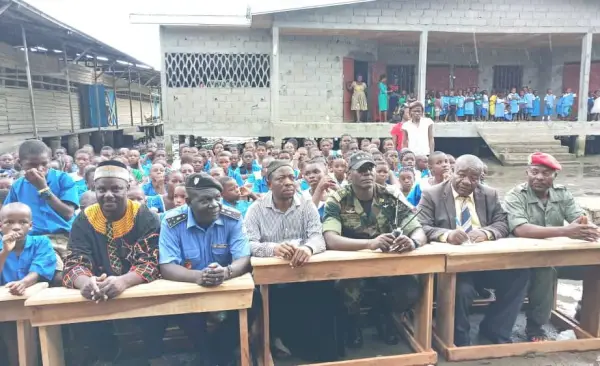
[274, 243, 313, 268]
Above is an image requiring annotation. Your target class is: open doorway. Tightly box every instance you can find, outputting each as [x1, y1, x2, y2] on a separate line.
[354, 60, 369, 122]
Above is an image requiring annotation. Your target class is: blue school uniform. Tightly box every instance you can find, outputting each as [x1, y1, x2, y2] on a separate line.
[509, 94, 519, 114]
[142, 182, 159, 197]
[482, 96, 489, 119]
[298, 179, 311, 192]
[5, 169, 78, 235]
[222, 199, 252, 218]
[69, 172, 88, 200]
[504, 110, 513, 121]
[556, 95, 564, 116]
[407, 181, 423, 206]
[562, 93, 575, 117]
[227, 168, 244, 187]
[203, 161, 211, 173]
[0, 236, 57, 285]
[494, 99, 505, 118]
[146, 195, 165, 213]
[532, 96, 541, 117]
[544, 94, 556, 116]
[464, 97, 475, 116]
[525, 93, 534, 114]
[441, 96, 449, 116]
[252, 177, 269, 193]
[456, 96, 465, 117]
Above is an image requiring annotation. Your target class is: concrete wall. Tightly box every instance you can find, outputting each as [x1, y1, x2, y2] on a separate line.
[279, 35, 377, 122]
[380, 46, 542, 91]
[273, 0, 600, 33]
[160, 27, 272, 137]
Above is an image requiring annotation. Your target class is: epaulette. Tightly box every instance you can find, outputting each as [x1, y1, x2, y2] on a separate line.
[553, 184, 567, 190]
[220, 205, 242, 220]
[517, 182, 529, 192]
[166, 213, 187, 228]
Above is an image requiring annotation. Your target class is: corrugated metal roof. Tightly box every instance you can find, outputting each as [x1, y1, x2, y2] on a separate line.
[1, 0, 160, 86]
[130, 0, 376, 26]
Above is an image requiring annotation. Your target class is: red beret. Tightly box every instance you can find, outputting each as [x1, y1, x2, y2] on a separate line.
[528, 152, 562, 171]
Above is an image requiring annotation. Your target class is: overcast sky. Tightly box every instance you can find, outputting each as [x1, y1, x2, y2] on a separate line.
[24, 0, 365, 70]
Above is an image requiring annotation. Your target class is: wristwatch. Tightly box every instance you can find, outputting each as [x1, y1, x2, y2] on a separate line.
[411, 238, 420, 249]
[38, 187, 53, 200]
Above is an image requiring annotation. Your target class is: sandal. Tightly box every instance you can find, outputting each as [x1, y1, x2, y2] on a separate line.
[526, 326, 548, 342]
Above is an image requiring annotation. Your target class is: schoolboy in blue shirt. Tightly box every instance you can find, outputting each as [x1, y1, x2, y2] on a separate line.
[531, 90, 541, 120]
[0, 203, 57, 366]
[4, 140, 77, 283]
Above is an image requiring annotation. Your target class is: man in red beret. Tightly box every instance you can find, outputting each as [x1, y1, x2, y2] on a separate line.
[503, 152, 599, 341]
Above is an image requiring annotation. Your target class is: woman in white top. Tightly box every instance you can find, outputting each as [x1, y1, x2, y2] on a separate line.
[591, 90, 600, 121]
[401, 101, 435, 156]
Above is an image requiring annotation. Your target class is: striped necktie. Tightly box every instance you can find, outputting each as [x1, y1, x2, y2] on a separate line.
[460, 198, 473, 233]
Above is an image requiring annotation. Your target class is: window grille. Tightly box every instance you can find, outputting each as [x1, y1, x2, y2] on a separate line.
[165, 53, 270, 88]
[492, 66, 523, 92]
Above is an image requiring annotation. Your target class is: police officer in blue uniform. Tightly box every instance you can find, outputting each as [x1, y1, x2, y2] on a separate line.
[159, 172, 252, 366]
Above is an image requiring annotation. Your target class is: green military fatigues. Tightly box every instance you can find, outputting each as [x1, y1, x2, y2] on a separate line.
[322, 183, 421, 315]
[503, 182, 585, 327]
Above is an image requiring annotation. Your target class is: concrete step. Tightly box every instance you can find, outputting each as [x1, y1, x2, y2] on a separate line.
[489, 145, 569, 154]
[502, 160, 581, 166]
[480, 133, 560, 141]
[498, 152, 576, 165]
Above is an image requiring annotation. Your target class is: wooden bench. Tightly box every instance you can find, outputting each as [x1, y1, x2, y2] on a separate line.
[25, 274, 255, 366]
[433, 238, 600, 362]
[0, 282, 48, 366]
[252, 247, 448, 366]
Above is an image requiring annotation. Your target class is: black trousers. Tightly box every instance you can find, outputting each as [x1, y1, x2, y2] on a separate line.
[270, 281, 341, 363]
[454, 269, 529, 346]
[69, 316, 167, 361]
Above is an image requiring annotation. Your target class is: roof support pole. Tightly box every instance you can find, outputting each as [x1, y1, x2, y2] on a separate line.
[138, 72, 144, 126]
[112, 65, 119, 129]
[128, 68, 134, 126]
[417, 30, 428, 104]
[21, 25, 38, 139]
[575, 32, 593, 157]
[63, 43, 75, 132]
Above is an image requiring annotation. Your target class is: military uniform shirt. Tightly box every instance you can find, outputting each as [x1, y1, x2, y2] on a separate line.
[323, 184, 420, 239]
[159, 204, 250, 270]
[503, 182, 584, 232]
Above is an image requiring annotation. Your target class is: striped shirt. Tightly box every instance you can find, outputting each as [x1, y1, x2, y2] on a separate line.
[244, 191, 326, 257]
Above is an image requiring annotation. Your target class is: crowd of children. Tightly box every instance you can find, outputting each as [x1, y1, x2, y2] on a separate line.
[387, 87, 584, 123]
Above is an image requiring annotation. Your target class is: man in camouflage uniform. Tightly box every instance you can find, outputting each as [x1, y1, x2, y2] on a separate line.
[322, 152, 427, 348]
[504, 152, 600, 341]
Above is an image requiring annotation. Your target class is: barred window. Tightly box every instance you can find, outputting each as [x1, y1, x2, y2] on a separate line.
[165, 53, 270, 88]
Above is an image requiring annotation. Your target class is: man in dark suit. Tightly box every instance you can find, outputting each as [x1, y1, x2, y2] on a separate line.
[417, 154, 529, 347]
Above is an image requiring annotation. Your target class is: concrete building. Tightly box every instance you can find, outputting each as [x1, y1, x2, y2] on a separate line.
[0, 0, 162, 154]
[138, 0, 600, 162]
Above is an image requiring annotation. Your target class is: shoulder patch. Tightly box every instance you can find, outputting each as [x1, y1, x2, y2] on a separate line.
[166, 213, 187, 228]
[221, 205, 241, 220]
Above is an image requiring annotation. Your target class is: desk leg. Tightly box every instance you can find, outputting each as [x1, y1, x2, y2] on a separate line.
[39, 325, 64, 366]
[580, 265, 600, 337]
[435, 272, 456, 347]
[16, 320, 37, 366]
[260, 285, 273, 366]
[415, 273, 434, 350]
[239, 308, 250, 366]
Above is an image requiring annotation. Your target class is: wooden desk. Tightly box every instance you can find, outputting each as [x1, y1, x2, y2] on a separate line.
[0, 282, 48, 366]
[433, 238, 600, 362]
[252, 248, 447, 366]
[25, 274, 255, 366]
